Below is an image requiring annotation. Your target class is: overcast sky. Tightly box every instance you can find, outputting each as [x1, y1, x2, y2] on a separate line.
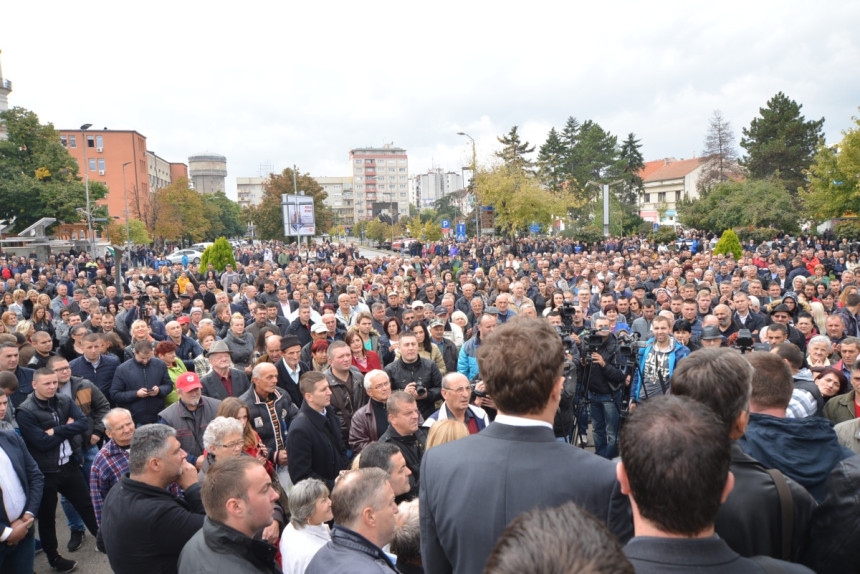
[3, 1, 858, 200]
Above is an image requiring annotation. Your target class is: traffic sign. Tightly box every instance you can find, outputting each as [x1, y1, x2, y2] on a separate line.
[529, 222, 540, 233]
[456, 223, 466, 242]
[653, 222, 659, 232]
[440, 219, 450, 229]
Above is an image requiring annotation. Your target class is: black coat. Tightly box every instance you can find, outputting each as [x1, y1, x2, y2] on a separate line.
[178, 517, 280, 574]
[200, 368, 251, 400]
[101, 476, 205, 574]
[803, 455, 860, 572]
[384, 357, 443, 419]
[111, 357, 174, 425]
[275, 359, 312, 407]
[286, 402, 347, 490]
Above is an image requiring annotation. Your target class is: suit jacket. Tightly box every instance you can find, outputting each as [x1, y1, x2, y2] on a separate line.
[275, 359, 311, 407]
[0, 430, 44, 530]
[286, 402, 347, 490]
[200, 368, 251, 400]
[419, 422, 632, 574]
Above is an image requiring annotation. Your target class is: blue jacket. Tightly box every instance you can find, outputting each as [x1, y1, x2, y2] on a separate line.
[631, 338, 690, 402]
[740, 412, 853, 502]
[457, 336, 480, 381]
[307, 525, 397, 574]
[10, 366, 34, 408]
[0, 430, 43, 531]
[70, 353, 120, 399]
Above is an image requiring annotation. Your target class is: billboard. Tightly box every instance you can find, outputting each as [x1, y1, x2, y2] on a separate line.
[282, 194, 316, 236]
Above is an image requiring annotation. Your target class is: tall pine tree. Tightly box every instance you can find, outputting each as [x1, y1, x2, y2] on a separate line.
[537, 127, 566, 191]
[617, 132, 645, 205]
[495, 126, 535, 172]
[740, 92, 824, 194]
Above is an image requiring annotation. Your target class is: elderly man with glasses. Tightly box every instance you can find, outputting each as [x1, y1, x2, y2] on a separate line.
[423, 372, 489, 434]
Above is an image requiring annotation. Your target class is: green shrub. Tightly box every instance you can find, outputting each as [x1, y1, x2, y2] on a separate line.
[834, 220, 860, 241]
[713, 229, 743, 260]
[734, 226, 780, 244]
[200, 237, 236, 273]
[651, 226, 678, 245]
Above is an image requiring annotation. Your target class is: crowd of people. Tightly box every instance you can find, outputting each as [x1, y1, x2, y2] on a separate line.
[0, 230, 859, 573]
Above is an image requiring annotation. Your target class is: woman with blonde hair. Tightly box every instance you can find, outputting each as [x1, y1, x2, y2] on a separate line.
[426, 419, 469, 449]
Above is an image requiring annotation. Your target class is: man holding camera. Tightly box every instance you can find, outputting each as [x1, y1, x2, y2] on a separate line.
[578, 316, 626, 458]
[123, 296, 167, 341]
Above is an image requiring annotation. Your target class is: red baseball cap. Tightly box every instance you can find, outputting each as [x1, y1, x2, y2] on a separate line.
[176, 372, 202, 392]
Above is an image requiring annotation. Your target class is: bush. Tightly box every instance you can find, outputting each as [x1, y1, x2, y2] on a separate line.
[650, 226, 678, 245]
[560, 225, 604, 245]
[199, 237, 236, 273]
[834, 220, 860, 241]
[713, 229, 743, 260]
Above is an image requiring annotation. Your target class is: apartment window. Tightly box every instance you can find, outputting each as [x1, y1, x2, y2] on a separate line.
[60, 135, 67, 147]
[675, 191, 681, 201]
[68, 135, 77, 148]
[87, 135, 95, 148]
[399, 167, 406, 172]
[96, 135, 104, 148]
[378, 159, 385, 165]
[355, 159, 362, 164]
[356, 184, 363, 189]
[400, 184, 407, 189]
[98, 159, 105, 171]
[379, 185, 386, 190]
[645, 194, 651, 204]
[365, 159, 374, 164]
[89, 159, 97, 171]
[658, 192, 666, 202]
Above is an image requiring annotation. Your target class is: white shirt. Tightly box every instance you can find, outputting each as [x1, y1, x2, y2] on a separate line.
[494, 413, 553, 430]
[279, 522, 331, 574]
[0, 445, 26, 541]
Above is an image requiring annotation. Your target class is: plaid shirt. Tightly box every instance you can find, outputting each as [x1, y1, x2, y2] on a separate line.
[786, 388, 818, 419]
[89, 439, 129, 527]
[90, 439, 184, 527]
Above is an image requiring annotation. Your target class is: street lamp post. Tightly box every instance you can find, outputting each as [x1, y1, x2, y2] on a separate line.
[80, 123, 94, 259]
[122, 161, 133, 275]
[457, 132, 478, 239]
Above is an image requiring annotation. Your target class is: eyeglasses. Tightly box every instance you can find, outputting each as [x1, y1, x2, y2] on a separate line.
[216, 440, 244, 450]
[371, 381, 391, 391]
[444, 385, 472, 394]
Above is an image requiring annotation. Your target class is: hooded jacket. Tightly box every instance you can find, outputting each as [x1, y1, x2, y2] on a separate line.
[740, 412, 853, 502]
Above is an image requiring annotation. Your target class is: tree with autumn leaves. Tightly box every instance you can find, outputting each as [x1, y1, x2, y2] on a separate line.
[247, 167, 334, 241]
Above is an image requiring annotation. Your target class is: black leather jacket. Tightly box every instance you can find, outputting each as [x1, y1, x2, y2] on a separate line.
[384, 357, 443, 418]
[802, 455, 860, 572]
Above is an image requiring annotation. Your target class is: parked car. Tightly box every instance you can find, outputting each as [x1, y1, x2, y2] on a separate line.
[390, 238, 417, 251]
[166, 248, 204, 265]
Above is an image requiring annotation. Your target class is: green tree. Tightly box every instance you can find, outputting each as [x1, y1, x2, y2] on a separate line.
[537, 127, 567, 192]
[432, 193, 463, 222]
[740, 92, 825, 194]
[677, 179, 798, 234]
[365, 220, 390, 245]
[616, 132, 645, 205]
[713, 229, 743, 259]
[495, 126, 536, 172]
[199, 237, 237, 272]
[150, 178, 210, 244]
[476, 165, 568, 237]
[0, 107, 109, 232]
[202, 192, 245, 240]
[651, 225, 679, 245]
[107, 219, 151, 245]
[249, 167, 334, 241]
[804, 112, 860, 221]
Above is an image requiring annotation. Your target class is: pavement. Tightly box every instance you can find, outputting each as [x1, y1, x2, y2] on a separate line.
[34, 504, 112, 573]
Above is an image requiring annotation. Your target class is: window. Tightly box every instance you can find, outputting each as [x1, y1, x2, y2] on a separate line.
[89, 159, 97, 171]
[60, 135, 67, 147]
[96, 135, 104, 149]
[365, 159, 374, 164]
[98, 159, 105, 171]
[69, 135, 77, 148]
[399, 167, 406, 172]
[378, 159, 385, 165]
[675, 191, 681, 201]
[87, 135, 95, 148]
[355, 159, 362, 164]
[658, 192, 666, 202]
[645, 194, 651, 204]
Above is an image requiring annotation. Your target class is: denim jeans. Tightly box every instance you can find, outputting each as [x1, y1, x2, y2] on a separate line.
[589, 389, 622, 459]
[61, 444, 98, 532]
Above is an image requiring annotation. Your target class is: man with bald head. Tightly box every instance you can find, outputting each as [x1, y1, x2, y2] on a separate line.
[27, 330, 55, 369]
[165, 320, 203, 370]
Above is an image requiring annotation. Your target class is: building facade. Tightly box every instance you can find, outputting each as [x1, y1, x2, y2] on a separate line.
[147, 151, 187, 194]
[0, 50, 12, 140]
[236, 177, 267, 209]
[638, 157, 706, 226]
[315, 176, 354, 227]
[349, 144, 408, 221]
[58, 129, 153, 224]
[409, 169, 463, 208]
[188, 154, 227, 195]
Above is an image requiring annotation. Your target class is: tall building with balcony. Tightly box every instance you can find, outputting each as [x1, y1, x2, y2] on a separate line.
[0, 50, 12, 140]
[237, 177, 267, 209]
[410, 169, 463, 208]
[349, 144, 408, 221]
[189, 153, 227, 194]
[315, 176, 354, 227]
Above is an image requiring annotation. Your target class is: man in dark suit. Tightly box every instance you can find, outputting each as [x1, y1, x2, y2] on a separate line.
[275, 335, 311, 407]
[0, 430, 44, 573]
[620, 395, 809, 573]
[419, 317, 632, 574]
[200, 340, 250, 400]
[286, 371, 347, 490]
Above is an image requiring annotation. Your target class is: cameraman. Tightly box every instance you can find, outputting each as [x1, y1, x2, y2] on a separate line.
[122, 295, 167, 341]
[578, 315, 626, 459]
